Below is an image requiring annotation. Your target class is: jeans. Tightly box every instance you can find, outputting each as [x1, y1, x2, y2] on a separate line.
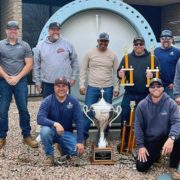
[83, 85, 113, 139]
[0, 77, 31, 138]
[40, 126, 77, 156]
[136, 137, 180, 172]
[121, 92, 147, 124]
[42, 82, 71, 98]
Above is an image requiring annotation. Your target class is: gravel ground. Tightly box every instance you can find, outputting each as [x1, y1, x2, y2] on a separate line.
[0, 100, 171, 180]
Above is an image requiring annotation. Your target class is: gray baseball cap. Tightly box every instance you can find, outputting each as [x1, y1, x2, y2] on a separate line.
[98, 32, 109, 41]
[160, 30, 173, 37]
[7, 21, 19, 29]
[149, 78, 163, 87]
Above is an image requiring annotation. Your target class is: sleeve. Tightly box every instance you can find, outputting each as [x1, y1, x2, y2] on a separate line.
[73, 99, 84, 143]
[69, 44, 79, 80]
[32, 45, 41, 86]
[37, 97, 55, 127]
[134, 104, 145, 148]
[24, 42, 33, 58]
[169, 100, 180, 138]
[113, 55, 120, 91]
[79, 52, 90, 88]
[173, 59, 180, 98]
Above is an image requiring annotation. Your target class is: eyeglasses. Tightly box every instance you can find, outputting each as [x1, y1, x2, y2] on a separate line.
[99, 40, 109, 43]
[149, 85, 162, 89]
[134, 43, 144, 46]
[161, 36, 172, 40]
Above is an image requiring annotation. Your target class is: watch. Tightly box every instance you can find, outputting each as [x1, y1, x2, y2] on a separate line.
[170, 136, 176, 141]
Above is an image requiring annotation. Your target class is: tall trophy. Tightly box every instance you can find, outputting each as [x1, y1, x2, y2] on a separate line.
[83, 89, 121, 165]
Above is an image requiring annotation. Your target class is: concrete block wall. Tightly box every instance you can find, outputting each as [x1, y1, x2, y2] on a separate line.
[162, 3, 180, 36]
[0, 0, 22, 39]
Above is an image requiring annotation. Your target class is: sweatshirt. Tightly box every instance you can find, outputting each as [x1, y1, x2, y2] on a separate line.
[174, 59, 180, 98]
[37, 94, 84, 143]
[33, 36, 79, 85]
[134, 93, 180, 148]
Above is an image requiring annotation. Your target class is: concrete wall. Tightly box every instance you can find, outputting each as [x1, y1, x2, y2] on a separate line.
[0, 0, 22, 38]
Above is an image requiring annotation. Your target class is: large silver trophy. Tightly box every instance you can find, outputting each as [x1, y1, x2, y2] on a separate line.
[83, 89, 121, 164]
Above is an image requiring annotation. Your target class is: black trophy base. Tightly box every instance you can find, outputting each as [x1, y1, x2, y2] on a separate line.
[89, 144, 114, 165]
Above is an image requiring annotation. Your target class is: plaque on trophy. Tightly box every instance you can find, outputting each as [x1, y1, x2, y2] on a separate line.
[83, 89, 121, 165]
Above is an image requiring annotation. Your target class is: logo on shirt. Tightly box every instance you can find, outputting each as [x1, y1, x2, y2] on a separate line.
[67, 102, 73, 109]
[57, 48, 65, 53]
[160, 110, 167, 115]
[170, 51, 174, 56]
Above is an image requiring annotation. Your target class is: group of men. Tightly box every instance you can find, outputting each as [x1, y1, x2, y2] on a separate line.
[0, 20, 180, 178]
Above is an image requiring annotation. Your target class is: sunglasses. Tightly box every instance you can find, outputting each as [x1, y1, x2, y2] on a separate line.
[149, 85, 162, 89]
[161, 36, 172, 40]
[134, 43, 144, 46]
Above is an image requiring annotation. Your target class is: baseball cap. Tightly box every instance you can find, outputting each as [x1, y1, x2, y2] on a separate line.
[98, 32, 109, 41]
[160, 30, 173, 37]
[49, 22, 61, 29]
[54, 77, 68, 86]
[133, 36, 145, 44]
[149, 78, 163, 87]
[7, 21, 19, 29]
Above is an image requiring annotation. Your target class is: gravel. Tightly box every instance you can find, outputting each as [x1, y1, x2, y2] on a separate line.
[0, 99, 171, 180]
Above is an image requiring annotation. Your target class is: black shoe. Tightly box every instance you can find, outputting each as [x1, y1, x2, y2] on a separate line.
[55, 155, 71, 166]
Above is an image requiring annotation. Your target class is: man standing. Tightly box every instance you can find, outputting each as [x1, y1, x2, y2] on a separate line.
[37, 77, 84, 166]
[33, 22, 79, 98]
[0, 21, 38, 148]
[135, 78, 180, 179]
[79, 32, 119, 141]
[155, 29, 180, 99]
[174, 59, 180, 105]
[117, 36, 159, 149]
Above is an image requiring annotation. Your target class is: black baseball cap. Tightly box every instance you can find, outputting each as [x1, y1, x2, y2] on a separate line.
[49, 22, 61, 29]
[149, 78, 163, 87]
[7, 21, 19, 29]
[54, 77, 68, 86]
[133, 36, 145, 44]
[98, 32, 109, 41]
[160, 30, 173, 38]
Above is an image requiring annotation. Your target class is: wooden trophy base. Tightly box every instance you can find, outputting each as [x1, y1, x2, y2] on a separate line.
[89, 144, 115, 165]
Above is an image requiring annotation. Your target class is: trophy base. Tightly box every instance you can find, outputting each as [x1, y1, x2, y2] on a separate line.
[121, 83, 134, 86]
[89, 144, 114, 165]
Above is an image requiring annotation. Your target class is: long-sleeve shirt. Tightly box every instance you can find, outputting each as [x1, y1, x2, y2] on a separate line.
[79, 48, 119, 91]
[134, 93, 180, 148]
[33, 36, 79, 85]
[117, 50, 159, 95]
[37, 94, 84, 143]
[174, 59, 180, 98]
[155, 46, 180, 86]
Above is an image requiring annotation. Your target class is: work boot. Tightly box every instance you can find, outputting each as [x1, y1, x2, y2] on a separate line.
[44, 156, 54, 166]
[168, 168, 180, 180]
[0, 138, 6, 149]
[23, 136, 39, 148]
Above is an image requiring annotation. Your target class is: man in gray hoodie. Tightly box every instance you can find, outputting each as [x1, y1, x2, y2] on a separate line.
[33, 22, 79, 98]
[135, 78, 180, 179]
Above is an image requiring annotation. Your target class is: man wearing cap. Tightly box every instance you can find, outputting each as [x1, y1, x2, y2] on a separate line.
[117, 36, 159, 150]
[155, 29, 180, 99]
[79, 32, 119, 142]
[33, 22, 79, 98]
[0, 21, 38, 149]
[37, 77, 84, 166]
[134, 78, 180, 179]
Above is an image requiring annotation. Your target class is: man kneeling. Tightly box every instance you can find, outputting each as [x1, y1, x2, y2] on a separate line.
[37, 77, 84, 166]
[134, 78, 180, 179]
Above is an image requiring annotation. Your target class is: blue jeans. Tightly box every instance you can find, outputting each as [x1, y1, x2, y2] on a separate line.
[83, 85, 113, 139]
[42, 82, 71, 98]
[40, 126, 77, 156]
[121, 92, 147, 124]
[0, 77, 31, 138]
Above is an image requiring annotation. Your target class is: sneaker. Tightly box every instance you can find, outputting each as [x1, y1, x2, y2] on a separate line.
[168, 168, 180, 180]
[0, 138, 6, 149]
[56, 155, 71, 165]
[23, 136, 39, 148]
[44, 156, 54, 166]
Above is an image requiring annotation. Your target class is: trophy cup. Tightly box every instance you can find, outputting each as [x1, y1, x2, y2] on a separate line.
[83, 89, 121, 165]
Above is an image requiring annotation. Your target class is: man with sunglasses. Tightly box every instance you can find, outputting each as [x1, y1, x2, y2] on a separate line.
[134, 78, 180, 179]
[117, 36, 159, 150]
[155, 29, 180, 99]
[79, 32, 119, 143]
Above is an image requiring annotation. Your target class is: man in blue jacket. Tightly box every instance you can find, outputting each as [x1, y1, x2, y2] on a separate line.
[135, 78, 180, 179]
[37, 77, 84, 166]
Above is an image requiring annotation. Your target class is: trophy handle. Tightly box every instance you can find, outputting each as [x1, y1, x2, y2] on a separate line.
[83, 105, 95, 126]
[109, 106, 121, 127]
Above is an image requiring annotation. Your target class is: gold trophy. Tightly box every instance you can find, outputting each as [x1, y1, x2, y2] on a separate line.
[83, 89, 121, 164]
[146, 46, 159, 87]
[120, 49, 134, 86]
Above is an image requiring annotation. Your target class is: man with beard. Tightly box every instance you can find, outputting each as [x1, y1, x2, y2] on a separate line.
[33, 22, 79, 98]
[135, 78, 180, 179]
[0, 21, 38, 149]
[155, 30, 180, 99]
